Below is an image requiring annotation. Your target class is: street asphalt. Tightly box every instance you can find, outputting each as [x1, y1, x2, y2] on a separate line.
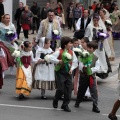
[0, 29, 120, 120]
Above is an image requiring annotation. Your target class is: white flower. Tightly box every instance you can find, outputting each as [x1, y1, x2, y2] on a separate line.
[65, 52, 72, 60]
[12, 50, 20, 57]
[73, 48, 82, 53]
[6, 30, 14, 35]
[105, 20, 112, 25]
[53, 30, 59, 35]
[82, 51, 89, 57]
[99, 33, 107, 37]
[44, 54, 51, 63]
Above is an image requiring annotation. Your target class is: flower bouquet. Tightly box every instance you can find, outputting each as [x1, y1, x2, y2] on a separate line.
[73, 48, 93, 75]
[80, 51, 93, 75]
[5, 30, 17, 42]
[73, 48, 83, 57]
[52, 30, 60, 48]
[97, 30, 109, 51]
[44, 54, 52, 65]
[55, 49, 72, 72]
[93, 28, 109, 51]
[12, 50, 22, 67]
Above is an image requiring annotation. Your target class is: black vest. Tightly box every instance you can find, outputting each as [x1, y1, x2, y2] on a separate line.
[80, 17, 91, 30]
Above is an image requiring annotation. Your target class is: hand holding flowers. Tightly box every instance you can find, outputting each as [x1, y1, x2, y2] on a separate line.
[73, 48, 93, 75]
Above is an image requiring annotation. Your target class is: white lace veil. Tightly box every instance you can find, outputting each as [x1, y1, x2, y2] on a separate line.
[90, 16, 107, 32]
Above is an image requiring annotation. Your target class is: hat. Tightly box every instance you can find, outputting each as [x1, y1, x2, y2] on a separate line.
[93, 13, 100, 20]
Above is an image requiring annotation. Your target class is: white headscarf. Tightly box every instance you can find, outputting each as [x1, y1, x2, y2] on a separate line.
[38, 37, 45, 47]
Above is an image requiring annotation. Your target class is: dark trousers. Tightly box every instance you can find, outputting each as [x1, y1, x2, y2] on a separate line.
[54, 69, 72, 106]
[17, 22, 21, 39]
[68, 18, 75, 31]
[76, 73, 98, 106]
[23, 30, 29, 39]
[32, 17, 40, 33]
[73, 18, 79, 31]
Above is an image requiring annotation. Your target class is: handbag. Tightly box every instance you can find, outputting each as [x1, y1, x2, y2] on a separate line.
[118, 63, 120, 80]
[74, 29, 85, 39]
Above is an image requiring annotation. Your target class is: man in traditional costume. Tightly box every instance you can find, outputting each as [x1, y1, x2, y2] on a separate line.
[36, 9, 62, 51]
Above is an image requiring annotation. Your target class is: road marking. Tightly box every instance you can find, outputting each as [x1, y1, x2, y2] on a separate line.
[102, 114, 120, 117]
[0, 104, 61, 111]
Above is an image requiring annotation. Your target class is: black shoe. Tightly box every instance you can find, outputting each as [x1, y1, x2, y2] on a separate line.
[41, 96, 47, 99]
[108, 114, 118, 120]
[61, 105, 71, 112]
[74, 102, 80, 108]
[92, 106, 100, 113]
[53, 99, 58, 108]
[18, 94, 25, 100]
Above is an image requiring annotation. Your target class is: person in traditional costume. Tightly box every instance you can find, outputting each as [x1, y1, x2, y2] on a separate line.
[84, 13, 112, 79]
[36, 9, 62, 51]
[15, 41, 40, 100]
[48, 37, 78, 112]
[110, 5, 120, 39]
[74, 41, 100, 113]
[99, 9, 115, 61]
[0, 14, 18, 49]
[32, 37, 55, 99]
[0, 14, 17, 89]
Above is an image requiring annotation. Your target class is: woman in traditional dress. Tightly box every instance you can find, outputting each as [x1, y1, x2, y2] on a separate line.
[110, 5, 120, 39]
[0, 14, 16, 89]
[15, 41, 39, 100]
[84, 13, 112, 79]
[33, 37, 55, 99]
[99, 9, 115, 61]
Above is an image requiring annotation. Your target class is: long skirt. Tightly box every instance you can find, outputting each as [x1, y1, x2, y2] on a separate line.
[16, 67, 31, 96]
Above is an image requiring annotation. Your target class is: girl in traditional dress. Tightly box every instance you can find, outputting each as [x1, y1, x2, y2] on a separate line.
[99, 9, 115, 61]
[33, 38, 55, 99]
[16, 41, 39, 100]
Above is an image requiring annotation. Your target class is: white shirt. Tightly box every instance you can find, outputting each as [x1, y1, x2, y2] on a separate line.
[36, 20, 62, 41]
[49, 50, 78, 71]
[79, 59, 100, 74]
[76, 18, 88, 30]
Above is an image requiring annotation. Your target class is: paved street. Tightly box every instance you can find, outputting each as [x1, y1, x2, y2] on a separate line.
[0, 29, 120, 120]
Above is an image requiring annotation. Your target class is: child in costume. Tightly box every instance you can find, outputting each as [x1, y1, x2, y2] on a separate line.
[33, 38, 55, 99]
[15, 41, 40, 100]
[75, 41, 101, 113]
[49, 37, 78, 112]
